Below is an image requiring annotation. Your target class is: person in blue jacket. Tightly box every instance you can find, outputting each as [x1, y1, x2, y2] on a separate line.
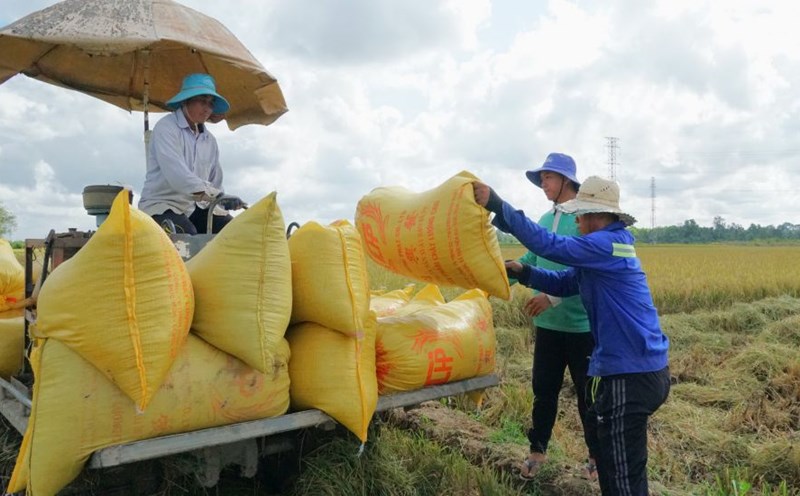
[514, 153, 596, 481]
[474, 176, 670, 496]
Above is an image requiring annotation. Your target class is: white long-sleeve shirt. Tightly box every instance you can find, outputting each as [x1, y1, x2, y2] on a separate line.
[138, 110, 223, 216]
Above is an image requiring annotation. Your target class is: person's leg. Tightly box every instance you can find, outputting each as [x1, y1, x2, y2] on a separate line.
[527, 327, 567, 455]
[151, 210, 197, 235]
[210, 213, 233, 233]
[592, 368, 671, 495]
[189, 208, 233, 234]
[584, 376, 602, 482]
[565, 332, 597, 473]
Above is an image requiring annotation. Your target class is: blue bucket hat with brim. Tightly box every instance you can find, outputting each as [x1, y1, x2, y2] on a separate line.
[165, 73, 230, 114]
[525, 153, 581, 189]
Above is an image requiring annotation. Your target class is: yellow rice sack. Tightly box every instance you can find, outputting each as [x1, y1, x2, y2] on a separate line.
[0, 239, 24, 312]
[288, 220, 370, 336]
[35, 190, 193, 410]
[187, 192, 292, 373]
[369, 284, 415, 317]
[390, 283, 446, 317]
[7, 334, 290, 496]
[355, 171, 510, 299]
[376, 289, 496, 394]
[0, 310, 23, 378]
[286, 313, 377, 443]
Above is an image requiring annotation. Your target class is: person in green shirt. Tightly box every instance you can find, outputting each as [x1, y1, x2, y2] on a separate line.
[516, 153, 596, 481]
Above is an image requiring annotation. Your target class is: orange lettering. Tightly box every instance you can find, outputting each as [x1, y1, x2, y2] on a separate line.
[425, 348, 454, 385]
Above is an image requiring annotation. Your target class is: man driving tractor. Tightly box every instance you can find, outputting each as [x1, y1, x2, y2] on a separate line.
[138, 73, 246, 234]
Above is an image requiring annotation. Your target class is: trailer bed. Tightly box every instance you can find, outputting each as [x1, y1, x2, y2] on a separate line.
[0, 373, 498, 469]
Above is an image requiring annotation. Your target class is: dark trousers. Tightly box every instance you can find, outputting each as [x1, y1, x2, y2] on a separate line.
[527, 327, 595, 456]
[151, 208, 232, 235]
[585, 366, 671, 496]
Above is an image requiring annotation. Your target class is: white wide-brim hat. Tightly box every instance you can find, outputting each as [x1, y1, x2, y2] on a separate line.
[557, 175, 637, 226]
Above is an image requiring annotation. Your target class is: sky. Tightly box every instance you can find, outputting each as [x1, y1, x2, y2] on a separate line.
[1, 0, 799, 240]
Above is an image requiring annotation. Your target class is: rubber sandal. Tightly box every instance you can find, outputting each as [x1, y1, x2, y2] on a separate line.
[519, 458, 543, 480]
[581, 460, 598, 481]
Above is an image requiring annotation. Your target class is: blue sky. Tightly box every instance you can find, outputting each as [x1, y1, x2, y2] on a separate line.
[1, 0, 799, 239]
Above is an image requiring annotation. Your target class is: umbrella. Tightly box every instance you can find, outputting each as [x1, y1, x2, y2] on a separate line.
[0, 0, 288, 132]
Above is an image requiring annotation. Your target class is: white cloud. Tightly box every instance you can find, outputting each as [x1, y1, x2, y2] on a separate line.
[1, 0, 799, 241]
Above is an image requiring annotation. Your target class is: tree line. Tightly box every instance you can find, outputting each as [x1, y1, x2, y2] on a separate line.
[496, 216, 800, 244]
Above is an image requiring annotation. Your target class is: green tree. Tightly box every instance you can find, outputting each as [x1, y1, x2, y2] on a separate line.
[0, 202, 16, 238]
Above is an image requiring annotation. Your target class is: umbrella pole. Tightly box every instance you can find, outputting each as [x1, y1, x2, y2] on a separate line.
[142, 50, 151, 156]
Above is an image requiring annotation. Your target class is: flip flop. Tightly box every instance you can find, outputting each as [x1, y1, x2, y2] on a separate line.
[581, 460, 598, 481]
[519, 458, 544, 481]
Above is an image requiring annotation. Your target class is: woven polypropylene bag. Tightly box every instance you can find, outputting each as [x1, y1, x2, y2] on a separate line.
[376, 289, 496, 394]
[0, 239, 24, 312]
[187, 192, 292, 373]
[7, 335, 290, 496]
[288, 220, 370, 336]
[355, 171, 509, 299]
[286, 312, 377, 443]
[35, 190, 193, 410]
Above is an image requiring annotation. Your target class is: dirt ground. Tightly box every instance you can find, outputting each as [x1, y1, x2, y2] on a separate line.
[384, 401, 600, 496]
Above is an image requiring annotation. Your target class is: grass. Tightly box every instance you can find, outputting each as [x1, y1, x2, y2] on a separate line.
[3, 243, 799, 494]
[363, 245, 800, 494]
[288, 427, 523, 496]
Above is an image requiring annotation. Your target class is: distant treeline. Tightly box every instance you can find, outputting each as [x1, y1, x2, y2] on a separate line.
[496, 216, 800, 244]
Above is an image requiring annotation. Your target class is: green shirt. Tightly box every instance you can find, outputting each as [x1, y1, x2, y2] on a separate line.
[518, 209, 590, 333]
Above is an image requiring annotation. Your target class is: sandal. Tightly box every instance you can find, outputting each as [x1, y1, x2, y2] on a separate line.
[519, 457, 544, 480]
[581, 459, 598, 481]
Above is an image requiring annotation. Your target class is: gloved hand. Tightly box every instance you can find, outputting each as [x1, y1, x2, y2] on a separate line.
[217, 195, 247, 211]
[505, 259, 524, 279]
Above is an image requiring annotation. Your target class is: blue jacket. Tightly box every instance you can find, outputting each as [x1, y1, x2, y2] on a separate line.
[493, 201, 669, 377]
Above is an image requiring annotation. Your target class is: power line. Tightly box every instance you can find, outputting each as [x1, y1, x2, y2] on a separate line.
[606, 137, 619, 181]
[650, 177, 656, 229]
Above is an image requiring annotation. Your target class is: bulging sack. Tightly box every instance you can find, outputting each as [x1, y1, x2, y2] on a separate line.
[0, 310, 23, 378]
[187, 192, 292, 373]
[288, 220, 370, 336]
[369, 284, 415, 317]
[35, 190, 193, 410]
[355, 171, 510, 299]
[286, 313, 377, 443]
[8, 334, 290, 496]
[376, 289, 496, 394]
[0, 239, 24, 312]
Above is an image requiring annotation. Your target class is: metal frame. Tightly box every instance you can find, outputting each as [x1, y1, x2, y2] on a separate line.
[87, 374, 498, 469]
[0, 372, 499, 469]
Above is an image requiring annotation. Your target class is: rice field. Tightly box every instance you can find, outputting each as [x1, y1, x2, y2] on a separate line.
[362, 243, 800, 495]
[502, 244, 800, 314]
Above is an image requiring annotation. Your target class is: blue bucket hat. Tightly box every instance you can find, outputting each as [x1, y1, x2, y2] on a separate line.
[525, 153, 581, 189]
[165, 73, 230, 114]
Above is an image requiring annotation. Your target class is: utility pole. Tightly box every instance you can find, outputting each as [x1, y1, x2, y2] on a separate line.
[650, 176, 656, 229]
[605, 137, 619, 181]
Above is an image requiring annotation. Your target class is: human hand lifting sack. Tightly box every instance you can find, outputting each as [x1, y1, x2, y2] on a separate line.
[505, 259, 523, 278]
[472, 181, 503, 213]
[473, 181, 491, 207]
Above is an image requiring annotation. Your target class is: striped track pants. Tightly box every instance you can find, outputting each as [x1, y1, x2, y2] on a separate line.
[585, 367, 671, 495]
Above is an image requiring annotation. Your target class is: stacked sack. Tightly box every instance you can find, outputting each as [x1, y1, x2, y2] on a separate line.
[186, 191, 293, 376]
[9, 191, 293, 496]
[369, 284, 415, 317]
[286, 220, 378, 444]
[0, 239, 24, 378]
[375, 285, 496, 395]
